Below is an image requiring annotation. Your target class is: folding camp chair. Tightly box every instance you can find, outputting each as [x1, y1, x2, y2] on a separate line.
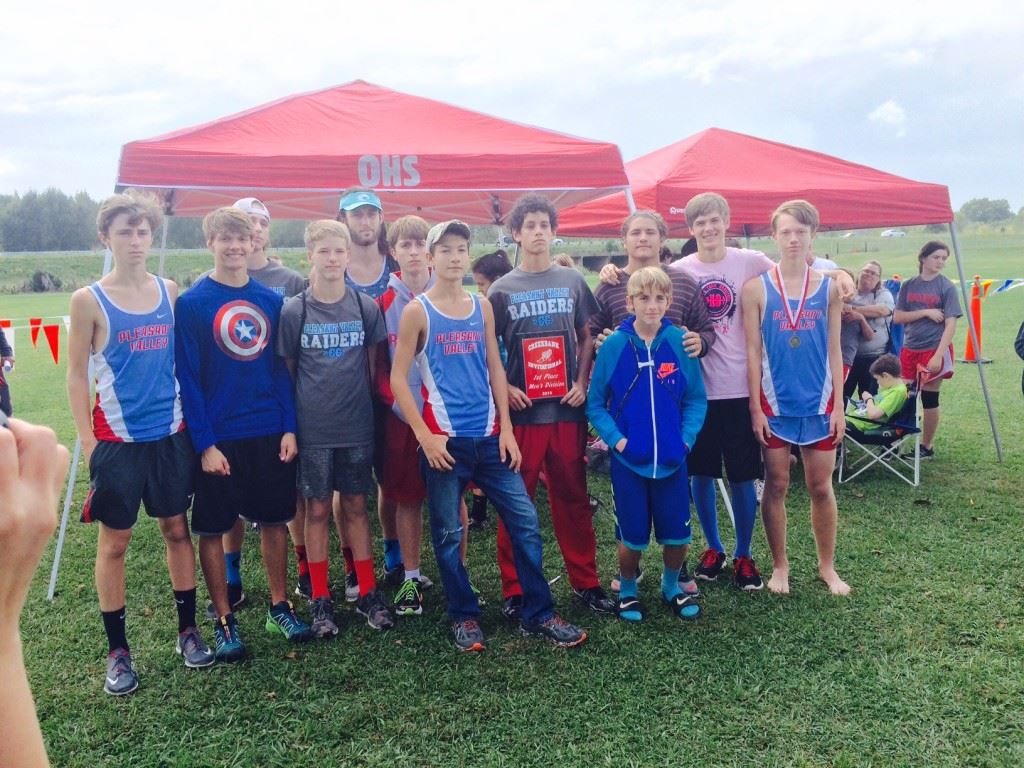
[837, 377, 922, 487]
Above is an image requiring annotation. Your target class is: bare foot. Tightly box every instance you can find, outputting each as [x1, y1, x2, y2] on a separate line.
[819, 568, 851, 596]
[767, 568, 789, 594]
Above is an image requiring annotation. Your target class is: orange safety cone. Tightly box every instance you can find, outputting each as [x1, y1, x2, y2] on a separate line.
[960, 275, 992, 364]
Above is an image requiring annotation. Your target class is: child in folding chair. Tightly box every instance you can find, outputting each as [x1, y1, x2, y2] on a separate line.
[845, 354, 907, 434]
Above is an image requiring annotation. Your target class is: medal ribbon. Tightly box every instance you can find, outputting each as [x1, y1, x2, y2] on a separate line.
[772, 265, 810, 333]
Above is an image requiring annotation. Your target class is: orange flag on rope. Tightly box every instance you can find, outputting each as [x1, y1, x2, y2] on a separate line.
[43, 324, 60, 364]
[30, 318, 42, 347]
[0, 319, 10, 328]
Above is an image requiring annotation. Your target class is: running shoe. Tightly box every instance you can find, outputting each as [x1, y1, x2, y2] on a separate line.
[104, 648, 139, 696]
[344, 570, 359, 602]
[521, 614, 588, 648]
[452, 619, 486, 652]
[213, 614, 246, 663]
[356, 590, 395, 630]
[266, 601, 313, 643]
[572, 586, 617, 614]
[678, 562, 702, 598]
[294, 572, 312, 601]
[501, 594, 523, 621]
[175, 626, 215, 669]
[694, 548, 727, 581]
[393, 578, 424, 617]
[610, 567, 644, 593]
[902, 445, 934, 459]
[733, 555, 764, 591]
[310, 596, 340, 639]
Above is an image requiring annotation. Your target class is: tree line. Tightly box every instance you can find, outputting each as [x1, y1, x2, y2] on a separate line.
[0, 188, 1021, 252]
[0, 189, 309, 252]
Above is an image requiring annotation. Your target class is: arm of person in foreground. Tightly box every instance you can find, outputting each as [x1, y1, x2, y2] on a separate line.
[0, 418, 71, 768]
[827, 282, 847, 445]
[928, 316, 958, 374]
[66, 289, 99, 463]
[741, 279, 770, 446]
[390, 302, 454, 471]
[821, 269, 856, 301]
[481, 299, 521, 471]
[585, 333, 626, 452]
[679, 350, 708, 451]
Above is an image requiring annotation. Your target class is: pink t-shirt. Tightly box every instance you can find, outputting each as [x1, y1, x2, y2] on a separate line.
[672, 247, 775, 400]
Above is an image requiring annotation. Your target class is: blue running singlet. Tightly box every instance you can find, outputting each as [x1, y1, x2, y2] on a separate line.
[415, 294, 498, 437]
[89, 276, 184, 442]
[759, 269, 834, 420]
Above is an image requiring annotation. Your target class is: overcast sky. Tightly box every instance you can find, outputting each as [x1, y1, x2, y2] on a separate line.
[2, 0, 1021, 210]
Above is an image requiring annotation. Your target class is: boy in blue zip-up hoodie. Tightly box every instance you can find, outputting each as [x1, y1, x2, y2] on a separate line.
[587, 267, 707, 621]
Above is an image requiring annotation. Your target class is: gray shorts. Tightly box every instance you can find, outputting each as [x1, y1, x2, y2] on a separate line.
[298, 444, 374, 499]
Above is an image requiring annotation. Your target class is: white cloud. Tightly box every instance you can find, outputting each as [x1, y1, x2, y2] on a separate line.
[0, 0, 1021, 205]
[868, 100, 908, 137]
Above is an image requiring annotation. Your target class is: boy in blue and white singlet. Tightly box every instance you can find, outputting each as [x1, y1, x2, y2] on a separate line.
[389, 220, 587, 653]
[67, 192, 213, 697]
[742, 200, 850, 597]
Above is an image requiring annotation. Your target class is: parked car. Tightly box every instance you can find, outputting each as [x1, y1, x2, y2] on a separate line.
[496, 234, 514, 247]
[552, 238, 565, 245]
[880, 229, 906, 238]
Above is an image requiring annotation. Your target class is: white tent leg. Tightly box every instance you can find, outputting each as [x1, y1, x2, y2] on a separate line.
[48, 247, 113, 601]
[948, 223, 1002, 461]
[47, 439, 81, 600]
[624, 188, 637, 214]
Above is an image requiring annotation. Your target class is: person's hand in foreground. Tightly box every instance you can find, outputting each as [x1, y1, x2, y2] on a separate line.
[0, 417, 71, 768]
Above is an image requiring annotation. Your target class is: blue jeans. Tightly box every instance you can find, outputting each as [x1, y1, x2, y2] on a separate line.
[421, 435, 554, 625]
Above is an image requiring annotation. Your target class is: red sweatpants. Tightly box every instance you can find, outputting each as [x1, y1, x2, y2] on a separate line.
[496, 420, 599, 597]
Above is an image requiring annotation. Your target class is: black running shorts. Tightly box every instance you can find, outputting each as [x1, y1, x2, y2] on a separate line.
[82, 430, 194, 530]
[686, 398, 763, 483]
[192, 433, 297, 536]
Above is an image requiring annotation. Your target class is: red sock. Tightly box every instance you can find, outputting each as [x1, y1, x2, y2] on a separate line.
[294, 544, 309, 577]
[308, 560, 330, 600]
[354, 559, 377, 597]
[342, 546, 355, 575]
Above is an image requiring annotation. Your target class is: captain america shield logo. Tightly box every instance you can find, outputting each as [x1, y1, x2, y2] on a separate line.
[213, 301, 270, 361]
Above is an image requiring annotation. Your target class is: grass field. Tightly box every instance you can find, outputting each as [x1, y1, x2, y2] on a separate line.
[2, 232, 1022, 767]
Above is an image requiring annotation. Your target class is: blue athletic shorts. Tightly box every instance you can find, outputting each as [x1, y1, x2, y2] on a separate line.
[609, 456, 691, 551]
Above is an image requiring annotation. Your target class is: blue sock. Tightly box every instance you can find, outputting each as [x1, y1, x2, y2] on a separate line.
[661, 566, 682, 600]
[618, 576, 641, 621]
[224, 551, 242, 587]
[691, 475, 723, 553]
[730, 481, 758, 558]
[619, 576, 638, 599]
[383, 539, 403, 571]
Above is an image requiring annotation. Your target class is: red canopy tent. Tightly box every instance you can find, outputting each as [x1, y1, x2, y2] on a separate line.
[557, 127, 1000, 462]
[557, 127, 953, 237]
[115, 80, 628, 223]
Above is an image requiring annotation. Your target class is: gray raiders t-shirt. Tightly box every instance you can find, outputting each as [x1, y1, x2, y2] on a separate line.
[277, 287, 385, 448]
[896, 274, 962, 351]
[487, 264, 599, 426]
